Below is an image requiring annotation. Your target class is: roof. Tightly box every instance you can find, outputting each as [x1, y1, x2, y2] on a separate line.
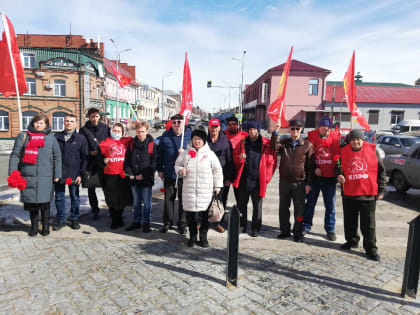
[325, 82, 420, 104]
[327, 81, 412, 87]
[268, 59, 331, 74]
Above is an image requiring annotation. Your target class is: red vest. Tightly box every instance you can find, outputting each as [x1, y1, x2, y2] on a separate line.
[307, 130, 340, 178]
[340, 142, 378, 196]
[99, 137, 128, 175]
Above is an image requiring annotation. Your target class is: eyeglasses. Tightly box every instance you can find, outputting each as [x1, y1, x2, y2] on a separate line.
[228, 123, 238, 126]
[172, 120, 182, 125]
[290, 127, 301, 131]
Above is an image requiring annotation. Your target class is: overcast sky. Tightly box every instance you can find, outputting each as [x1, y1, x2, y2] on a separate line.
[2, 0, 420, 112]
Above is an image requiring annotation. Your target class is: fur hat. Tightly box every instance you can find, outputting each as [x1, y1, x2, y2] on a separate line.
[191, 129, 207, 144]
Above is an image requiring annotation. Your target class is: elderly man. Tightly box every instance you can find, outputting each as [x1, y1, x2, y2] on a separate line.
[304, 116, 341, 241]
[271, 119, 315, 242]
[337, 129, 386, 261]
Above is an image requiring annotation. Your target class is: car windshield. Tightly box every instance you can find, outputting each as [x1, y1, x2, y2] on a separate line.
[400, 138, 418, 147]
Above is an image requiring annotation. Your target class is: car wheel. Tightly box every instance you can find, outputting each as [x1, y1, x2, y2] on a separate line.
[392, 170, 409, 192]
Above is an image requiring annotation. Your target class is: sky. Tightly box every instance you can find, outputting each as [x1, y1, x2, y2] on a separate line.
[2, 0, 420, 113]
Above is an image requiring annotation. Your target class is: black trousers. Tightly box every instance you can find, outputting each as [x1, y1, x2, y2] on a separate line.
[237, 188, 263, 231]
[279, 181, 306, 236]
[221, 185, 239, 209]
[88, 187, 99, 212]
[342, 198, 378, 254]
[186, 211, 209, 240]
[24, 202, 50, 230]
[163, 178, 186, 228]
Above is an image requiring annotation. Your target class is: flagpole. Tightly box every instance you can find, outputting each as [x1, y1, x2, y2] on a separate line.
[1, 13, 23, 131]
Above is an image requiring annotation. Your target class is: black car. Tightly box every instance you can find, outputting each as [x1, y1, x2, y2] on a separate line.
[154, 120, 168, 129]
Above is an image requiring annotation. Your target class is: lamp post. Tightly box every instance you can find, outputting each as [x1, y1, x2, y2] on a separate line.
[161, 72, 172, 120]
[232, 50, 246, 115]
[110, 38, 131, 122]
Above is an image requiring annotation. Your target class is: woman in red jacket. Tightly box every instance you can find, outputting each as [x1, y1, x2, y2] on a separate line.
[99, 123, 132, 229]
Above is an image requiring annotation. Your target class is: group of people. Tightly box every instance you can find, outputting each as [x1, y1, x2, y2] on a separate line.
[8, 109, 385, 261]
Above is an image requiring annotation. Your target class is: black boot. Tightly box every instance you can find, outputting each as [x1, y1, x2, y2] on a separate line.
[28, 210, 39, 237]
[110, 208, 118, 229]
[40, 204, 50, 236]
[197, 230, 209, 248]
[187, 234, 197, 247]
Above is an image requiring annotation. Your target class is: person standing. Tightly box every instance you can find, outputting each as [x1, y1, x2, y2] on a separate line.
[207, 118, 234, 233]
[125, 121, 157, 233]
[271, 120, 315, 242]
[337, 129, 386, 261]
[53, 114, 88, 231]
[303, 116, 341, 241]
[234, 120, 277, 237]
[157, 114, 192, 234]
[223, 116, 248, 206]
[175, 129, 223, 247]
[79, 107, 110, 220]
[8, 113, 62, 236]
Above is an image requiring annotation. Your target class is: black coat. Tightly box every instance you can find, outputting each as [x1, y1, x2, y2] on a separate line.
[79, 120, 110, 171]
[207, 131, 235, 182]
[55, 131, 89, 182]
[239, 136, 262, 191]
[124, 134, 157, 187]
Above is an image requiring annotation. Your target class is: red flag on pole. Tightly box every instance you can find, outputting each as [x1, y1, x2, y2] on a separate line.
[0, 14, 27, 97]
[343, 51, 370, 131]
[268, 46, 293, 127]
[179, 52, 193, 124]
[103, 58, 132, 88]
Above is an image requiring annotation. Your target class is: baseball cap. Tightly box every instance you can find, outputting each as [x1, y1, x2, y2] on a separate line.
[209, 118, 220, 127]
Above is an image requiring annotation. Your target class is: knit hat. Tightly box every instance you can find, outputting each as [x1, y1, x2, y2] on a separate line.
[348, 129, 365, 141]
[226, 116, 238, 124]
[191, 129, 207, 144]
[318, 116, 332, 128]
[245, 120, 260, 132]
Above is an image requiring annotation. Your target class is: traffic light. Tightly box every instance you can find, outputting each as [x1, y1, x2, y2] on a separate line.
[207, 81, 212, 88]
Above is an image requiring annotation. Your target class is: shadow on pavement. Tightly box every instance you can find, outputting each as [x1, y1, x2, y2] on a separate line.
[383, 189, 420, 213]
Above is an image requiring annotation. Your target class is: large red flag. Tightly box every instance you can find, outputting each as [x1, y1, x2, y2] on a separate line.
[268, 46, 293, 127]
[179, 52, 193, 124]
[0, 14, 27, 97]
[343, 51, 370, 131]
[103, 58, 132, 88]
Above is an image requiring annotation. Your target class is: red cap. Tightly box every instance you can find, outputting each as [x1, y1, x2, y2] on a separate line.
[209, 118, 220, 127]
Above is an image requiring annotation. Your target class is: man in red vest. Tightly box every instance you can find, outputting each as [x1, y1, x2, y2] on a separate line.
[337, 129, 386, 261]
[304, 116, 341, 241]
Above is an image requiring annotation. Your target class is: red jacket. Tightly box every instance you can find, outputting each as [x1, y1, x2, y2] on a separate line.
[233, 136, 277, 197]
[224, 130, 248, 171]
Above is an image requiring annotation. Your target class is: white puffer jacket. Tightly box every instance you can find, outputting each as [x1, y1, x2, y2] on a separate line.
[175, 143, 223, 212]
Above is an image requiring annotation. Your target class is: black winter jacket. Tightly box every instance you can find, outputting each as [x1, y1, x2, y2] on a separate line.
[55, 131, 89, 182]
[207, 131, 235, 182]
[79, 121, 110, 171]
[124, 134, 157, 187]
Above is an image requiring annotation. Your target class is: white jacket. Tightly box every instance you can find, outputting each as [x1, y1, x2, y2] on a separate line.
[175, 143, 223, 212]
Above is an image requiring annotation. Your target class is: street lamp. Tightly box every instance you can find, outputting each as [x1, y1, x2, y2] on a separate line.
[161, 72, 172, 120]
[232, 50, 246, 115]
[110, 38, 131, 122]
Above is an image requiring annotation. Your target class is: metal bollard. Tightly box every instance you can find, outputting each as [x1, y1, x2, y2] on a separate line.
[401, 214, 420, 298]
[226, 205, 240, 288]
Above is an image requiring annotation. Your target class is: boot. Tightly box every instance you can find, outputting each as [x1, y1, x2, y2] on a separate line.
[197, 231, 209, 248]
[110, 208, 119, 229]
[40, 205, 50, 236]
[28, 210, 39, 237]
[187, 234, 197, 247]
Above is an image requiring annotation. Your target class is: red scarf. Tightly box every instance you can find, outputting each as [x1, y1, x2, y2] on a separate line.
[22, 132, 46, 164]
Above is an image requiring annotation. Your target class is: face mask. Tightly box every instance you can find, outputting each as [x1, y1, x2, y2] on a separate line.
[111, 133, 122, 140]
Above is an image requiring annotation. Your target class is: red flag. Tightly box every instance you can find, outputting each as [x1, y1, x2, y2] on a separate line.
[343, 51, 370, 131]
[103, 58, 132, 88]
[179, 52, 193, 124]
[0, 14, 27, 97]
[268, 46, 293, 127]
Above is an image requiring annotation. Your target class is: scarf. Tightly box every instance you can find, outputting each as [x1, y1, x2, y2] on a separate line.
[22, 131, 46, 164]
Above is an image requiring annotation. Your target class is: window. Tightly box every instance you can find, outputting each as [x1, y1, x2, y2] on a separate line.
[23, 53, 35, 68]
[52, 112, 67, 131]
[54, 79, 66, 97]
[368, 110, 379, 124]
[22, 110, 38, 131]
[0, 110, 9, 131]
[261, 82, 269, 103]
[340, 112, 351, 122]
[96, 85, 101, 99]
[24, 78, 36, 95]
[308, 79, 319, 95]
[390, 111, 404, 124]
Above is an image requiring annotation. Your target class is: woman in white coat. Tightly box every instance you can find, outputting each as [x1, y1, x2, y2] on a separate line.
[175, 129, 223, 247]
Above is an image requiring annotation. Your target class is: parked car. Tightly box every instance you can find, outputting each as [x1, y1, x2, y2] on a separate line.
[391, 120, 420, 134]
[153, 120, 168, 129]
[376, 135, 420, 155]
[383, 143, 420, 192]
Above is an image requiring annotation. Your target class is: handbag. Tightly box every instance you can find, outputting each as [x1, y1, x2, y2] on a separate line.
[208, 193, 225, 223]
[81, 156, 103, 188]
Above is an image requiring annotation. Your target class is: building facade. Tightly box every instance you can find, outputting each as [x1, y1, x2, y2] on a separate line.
[136, 84, 160, 122]
[243, 59, 331, 131]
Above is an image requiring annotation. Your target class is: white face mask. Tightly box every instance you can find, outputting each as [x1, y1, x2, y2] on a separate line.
[111, 133, 122, 140]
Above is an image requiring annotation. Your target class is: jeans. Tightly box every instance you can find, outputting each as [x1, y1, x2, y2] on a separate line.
[304, 180, 336, 233]
[55, 183, 80, 222]
[131, 185, 153, 224]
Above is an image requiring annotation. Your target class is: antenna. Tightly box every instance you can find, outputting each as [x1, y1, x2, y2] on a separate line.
[69, 23, 72, 35]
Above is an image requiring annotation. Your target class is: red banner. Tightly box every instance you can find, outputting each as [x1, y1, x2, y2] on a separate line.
[103, 58, 132, 88]
[0, 14, 27, 97]
[179, 52, 193, 124]
[268, 46, 293, 127]
[343, 51, 370, 131]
